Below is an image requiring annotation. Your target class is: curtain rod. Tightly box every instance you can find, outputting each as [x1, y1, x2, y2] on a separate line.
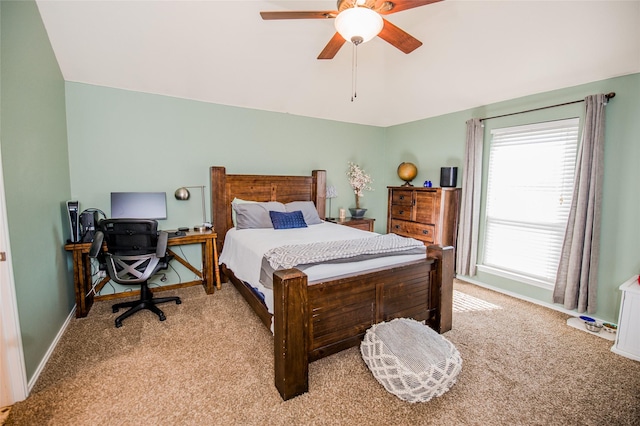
[480, 92, 616, 122]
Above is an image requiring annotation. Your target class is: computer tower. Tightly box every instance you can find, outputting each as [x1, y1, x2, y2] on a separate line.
[66, 201, 80, 243]
[440, 167, 458, 188]
[80, 210, 95, 243]
[80, 209, 105, 242]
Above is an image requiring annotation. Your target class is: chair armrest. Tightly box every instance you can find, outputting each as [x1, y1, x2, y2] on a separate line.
[89, 231, 104, 258]
[156, 231, 168, 258]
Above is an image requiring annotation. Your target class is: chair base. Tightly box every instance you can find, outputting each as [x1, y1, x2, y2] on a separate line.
[112, 283, 181, 328]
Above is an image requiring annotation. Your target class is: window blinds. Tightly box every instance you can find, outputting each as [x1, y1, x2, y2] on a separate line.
[483, 118, 579, 284]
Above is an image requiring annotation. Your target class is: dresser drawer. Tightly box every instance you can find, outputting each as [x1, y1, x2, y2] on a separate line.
[390, 204, 412, 220]
[392, 190, 413, 206]
[347, 221, 375, 232]
[389, 219, 435, 244]
[329, 217, 375, 232]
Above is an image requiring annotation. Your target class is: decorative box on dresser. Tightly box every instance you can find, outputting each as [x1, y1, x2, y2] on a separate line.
[386, 186, 461, 247]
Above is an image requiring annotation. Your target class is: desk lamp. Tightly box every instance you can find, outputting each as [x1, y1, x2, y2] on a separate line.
[174, 185, 212, 232]
[326, 185, 338, 220]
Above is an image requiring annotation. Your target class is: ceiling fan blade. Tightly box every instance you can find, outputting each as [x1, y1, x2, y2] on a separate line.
[260, 11, 337, 20]
[374, 0, 442, 15]
[378, 18, 422, 54]
[318, 33, 346, 59]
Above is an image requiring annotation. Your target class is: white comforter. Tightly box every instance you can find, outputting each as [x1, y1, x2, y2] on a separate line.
[219, 222, 427, 315]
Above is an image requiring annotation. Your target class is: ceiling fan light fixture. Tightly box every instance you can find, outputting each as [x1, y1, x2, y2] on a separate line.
[334, 6, 383, 45]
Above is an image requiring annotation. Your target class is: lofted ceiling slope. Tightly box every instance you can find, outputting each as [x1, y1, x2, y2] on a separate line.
[35, 0, 640, 127]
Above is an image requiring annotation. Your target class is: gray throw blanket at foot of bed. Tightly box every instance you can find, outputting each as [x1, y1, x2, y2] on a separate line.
[259, 234, 426, 289]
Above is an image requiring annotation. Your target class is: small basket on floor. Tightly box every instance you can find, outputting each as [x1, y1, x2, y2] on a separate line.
[360, 318, 462, 403]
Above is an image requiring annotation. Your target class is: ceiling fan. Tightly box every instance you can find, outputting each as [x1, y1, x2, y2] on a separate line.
[260, 0, 443, 59]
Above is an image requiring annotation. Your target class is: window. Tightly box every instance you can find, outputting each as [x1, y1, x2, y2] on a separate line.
[481, 118, 579, 287]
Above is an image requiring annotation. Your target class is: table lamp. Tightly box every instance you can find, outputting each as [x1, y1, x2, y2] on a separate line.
[326, 185, 338, 220]
[174, 185, 212, 232]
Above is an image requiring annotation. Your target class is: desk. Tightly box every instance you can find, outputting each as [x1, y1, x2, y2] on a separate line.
[65, 230, 220, 318]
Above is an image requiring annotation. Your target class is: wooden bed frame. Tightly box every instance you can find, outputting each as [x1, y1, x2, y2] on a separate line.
[210, 166, 454, 400]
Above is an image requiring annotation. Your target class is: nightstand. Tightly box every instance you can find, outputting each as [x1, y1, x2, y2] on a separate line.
[326, 217, 375, 232]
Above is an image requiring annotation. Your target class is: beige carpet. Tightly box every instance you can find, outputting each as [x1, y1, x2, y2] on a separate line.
[5, 280, 640, 425]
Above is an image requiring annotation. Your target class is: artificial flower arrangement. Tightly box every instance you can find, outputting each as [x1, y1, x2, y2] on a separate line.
[347, 161, 373, 209]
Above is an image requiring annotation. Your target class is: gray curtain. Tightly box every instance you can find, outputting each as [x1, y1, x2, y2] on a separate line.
[553, 94, 607, 313]
[456, 118, 483, 276]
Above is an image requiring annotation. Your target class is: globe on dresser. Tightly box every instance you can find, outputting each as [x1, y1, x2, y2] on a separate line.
[397, 162, 418, 186]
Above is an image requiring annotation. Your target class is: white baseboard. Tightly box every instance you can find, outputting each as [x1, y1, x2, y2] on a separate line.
[611, 346, 640, 362]
[27, 306, 76, 392]
[455, 275, 610, 324]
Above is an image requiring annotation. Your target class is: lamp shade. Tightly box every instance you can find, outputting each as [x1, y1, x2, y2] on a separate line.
[334, 7, 383, 44]
[174, 187, 191, 200]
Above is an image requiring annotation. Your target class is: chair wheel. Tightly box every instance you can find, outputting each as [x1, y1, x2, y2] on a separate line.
[113, 307, 119, 313]
[176, 300, 182, 305]
[159, 313, 166, 321]
[115, 321, 122, 328]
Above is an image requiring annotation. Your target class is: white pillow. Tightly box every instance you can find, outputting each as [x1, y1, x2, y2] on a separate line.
[231, 198, 256, 227]
[231, 198, 286, 228]
[285, 201, 322, 225]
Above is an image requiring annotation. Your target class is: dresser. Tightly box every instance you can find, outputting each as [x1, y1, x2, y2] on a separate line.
[386, 186, 461, 246]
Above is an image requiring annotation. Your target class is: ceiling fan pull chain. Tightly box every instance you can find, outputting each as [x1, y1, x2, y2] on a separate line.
[351, 42, 359, 102]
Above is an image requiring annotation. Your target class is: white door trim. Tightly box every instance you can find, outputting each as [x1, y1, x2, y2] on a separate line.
[0, 145, 28, 406]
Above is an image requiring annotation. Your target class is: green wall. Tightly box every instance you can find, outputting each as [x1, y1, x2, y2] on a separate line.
[65, 83, 388, 232]
[66, 74, 640, 323]
[386, 73, 640, 323]
[65, 84, 390, 295]
[0, 0, 73, 382]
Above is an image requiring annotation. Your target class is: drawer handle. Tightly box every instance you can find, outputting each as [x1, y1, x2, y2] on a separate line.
[399, 210, 404, 215]
[399, 195, 404, 200]
[422, 230, 429, 234]
[395, 225, 400, 229]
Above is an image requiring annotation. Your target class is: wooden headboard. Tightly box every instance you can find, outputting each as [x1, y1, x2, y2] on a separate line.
[209, 166, 327, 254]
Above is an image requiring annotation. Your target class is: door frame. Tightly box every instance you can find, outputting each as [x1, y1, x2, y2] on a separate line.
[0, 146, 28, 406]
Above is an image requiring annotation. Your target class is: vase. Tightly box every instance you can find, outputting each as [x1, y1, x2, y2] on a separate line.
[349, 208, 367, 218]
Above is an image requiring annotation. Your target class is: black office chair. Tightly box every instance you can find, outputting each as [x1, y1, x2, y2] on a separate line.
[89, 219, 181, 327]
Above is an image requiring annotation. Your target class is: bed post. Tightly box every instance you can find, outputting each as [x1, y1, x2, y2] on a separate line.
[427, 245, 454, 333]
[210, 166, 227, 256]
[273, 268, 309, 400]
[312, 170, 326, 220]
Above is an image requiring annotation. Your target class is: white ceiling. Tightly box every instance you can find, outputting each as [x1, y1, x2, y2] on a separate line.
[35, 0, 640, 127]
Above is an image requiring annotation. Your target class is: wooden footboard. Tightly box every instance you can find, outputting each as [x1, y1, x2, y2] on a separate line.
[273, 245, 454, 400]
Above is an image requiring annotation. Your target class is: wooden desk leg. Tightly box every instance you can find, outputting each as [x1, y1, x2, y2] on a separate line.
[72, 249, 86, 318]
[202, 238, 215, 294]
[213, 237, 221, 290]
[73, 250, 94, 318]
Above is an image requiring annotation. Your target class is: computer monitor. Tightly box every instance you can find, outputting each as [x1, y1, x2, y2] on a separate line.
[110, 192, 167, 220]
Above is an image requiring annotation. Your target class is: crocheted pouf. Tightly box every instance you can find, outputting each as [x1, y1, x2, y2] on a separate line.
[360, 318, 462, 403]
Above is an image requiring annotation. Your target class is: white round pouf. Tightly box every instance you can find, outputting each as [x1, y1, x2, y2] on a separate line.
[360, 318, 462, 403]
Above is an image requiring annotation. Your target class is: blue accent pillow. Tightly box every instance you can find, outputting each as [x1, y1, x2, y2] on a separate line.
[269, 210, 308, 230]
